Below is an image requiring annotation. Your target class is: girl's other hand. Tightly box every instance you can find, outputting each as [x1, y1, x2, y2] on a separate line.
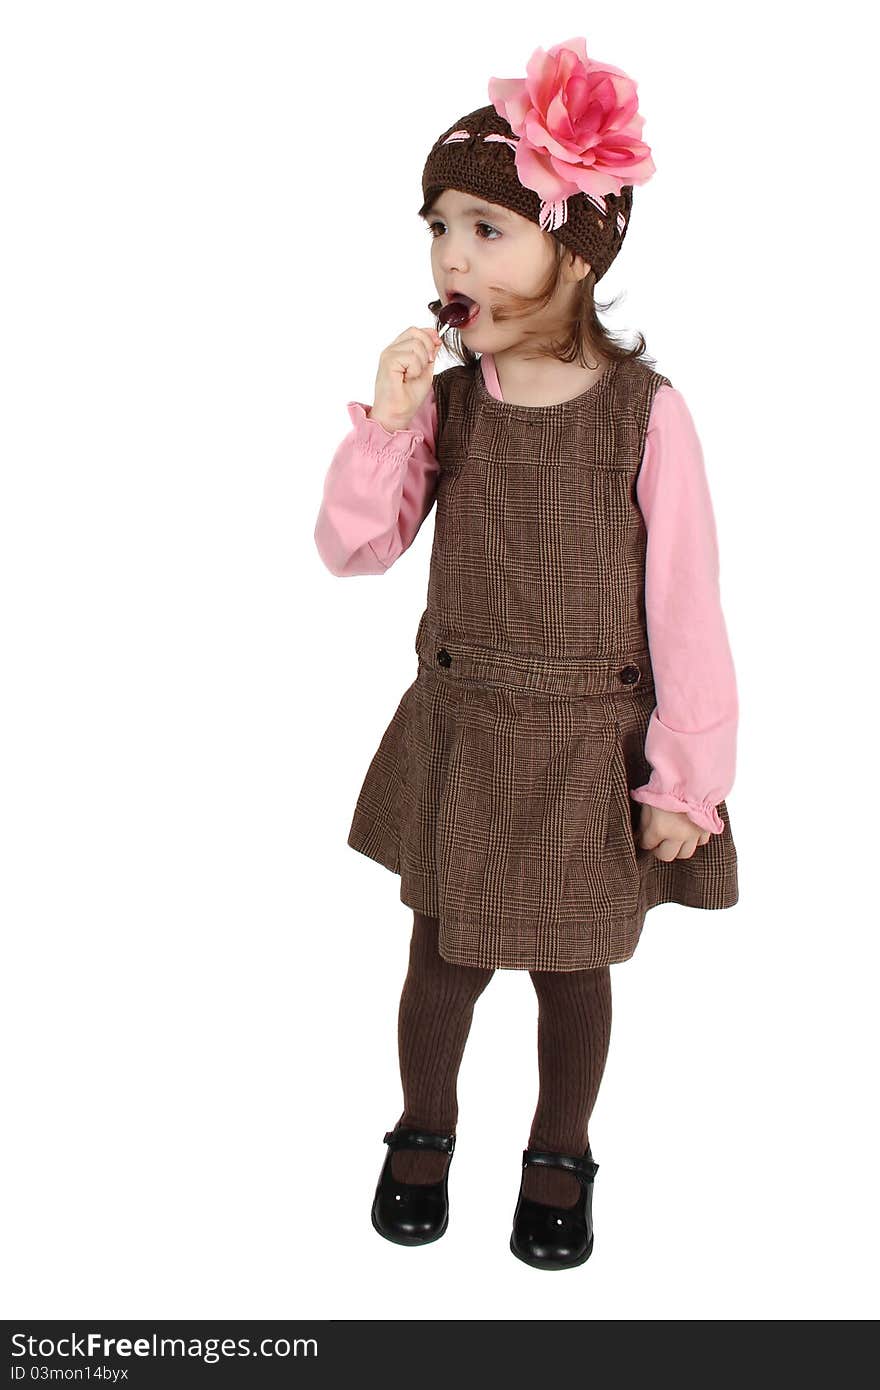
[635, 803, 713, 861]
[369, 326, 443, 433]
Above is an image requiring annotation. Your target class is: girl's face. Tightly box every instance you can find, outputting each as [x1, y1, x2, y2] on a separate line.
[422, 188, 589, 352]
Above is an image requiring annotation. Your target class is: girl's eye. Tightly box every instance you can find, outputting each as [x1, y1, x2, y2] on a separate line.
[425, 221, 500, 241]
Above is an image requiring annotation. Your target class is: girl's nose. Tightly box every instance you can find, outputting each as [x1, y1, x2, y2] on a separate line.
[435, 238, 468, 275]
[438, 253, 467, 275]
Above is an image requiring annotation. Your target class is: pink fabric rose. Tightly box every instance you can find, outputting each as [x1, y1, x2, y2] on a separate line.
[488, 36, 655, 230]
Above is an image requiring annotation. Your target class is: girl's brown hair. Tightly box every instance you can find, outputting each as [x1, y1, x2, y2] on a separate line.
[421, 208, 655, 373]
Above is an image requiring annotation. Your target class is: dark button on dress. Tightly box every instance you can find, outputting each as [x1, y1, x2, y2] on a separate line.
[347, 357, 738, 971]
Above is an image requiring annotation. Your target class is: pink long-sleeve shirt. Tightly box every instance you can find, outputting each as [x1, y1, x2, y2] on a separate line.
[314, 354, 738, 835]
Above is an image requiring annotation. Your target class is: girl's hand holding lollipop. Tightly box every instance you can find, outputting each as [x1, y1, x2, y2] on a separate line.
[369, 301, 473, 434]
[369, 324, 443, 434]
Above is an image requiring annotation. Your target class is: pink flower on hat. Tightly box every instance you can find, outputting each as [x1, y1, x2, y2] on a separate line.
[488, 36, 655, 231]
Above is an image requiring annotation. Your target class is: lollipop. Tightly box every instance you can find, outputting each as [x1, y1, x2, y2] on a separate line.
[429, 297, 477, 337]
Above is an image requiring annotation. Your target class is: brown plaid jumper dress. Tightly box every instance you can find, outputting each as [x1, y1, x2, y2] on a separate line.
[347, 355, 738, 971]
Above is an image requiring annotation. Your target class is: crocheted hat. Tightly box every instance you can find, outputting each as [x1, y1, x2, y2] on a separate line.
[421, 37, 656, 283]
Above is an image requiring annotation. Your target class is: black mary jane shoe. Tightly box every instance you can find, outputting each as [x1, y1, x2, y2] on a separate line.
[509, 1146, 599, 1271]
[371, 1125, 456, 1246]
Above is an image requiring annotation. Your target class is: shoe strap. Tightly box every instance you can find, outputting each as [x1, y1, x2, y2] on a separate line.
[521, 1148, 599, 1182]
[383, 1127, 456, 1155]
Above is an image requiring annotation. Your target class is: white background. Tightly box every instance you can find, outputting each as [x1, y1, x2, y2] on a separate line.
[2, 0, 877, 1321]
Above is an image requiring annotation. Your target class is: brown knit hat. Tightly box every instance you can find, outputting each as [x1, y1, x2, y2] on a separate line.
[420, 38, 655, 284]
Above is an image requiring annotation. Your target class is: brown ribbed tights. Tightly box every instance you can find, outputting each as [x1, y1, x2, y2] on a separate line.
[390, 910, 613, 1208]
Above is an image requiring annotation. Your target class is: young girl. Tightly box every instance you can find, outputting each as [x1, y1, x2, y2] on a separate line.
[314, 36, 738, 1271]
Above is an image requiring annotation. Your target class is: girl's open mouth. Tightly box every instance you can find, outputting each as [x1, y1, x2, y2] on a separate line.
[445, 293, 481, 329]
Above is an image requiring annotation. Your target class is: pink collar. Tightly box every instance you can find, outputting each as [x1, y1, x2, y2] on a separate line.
[479, 352, 503, 401]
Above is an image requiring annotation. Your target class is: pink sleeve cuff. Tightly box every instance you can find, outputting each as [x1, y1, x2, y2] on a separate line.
[346, 401, 428, 456]
[629, 786, 725, 835]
